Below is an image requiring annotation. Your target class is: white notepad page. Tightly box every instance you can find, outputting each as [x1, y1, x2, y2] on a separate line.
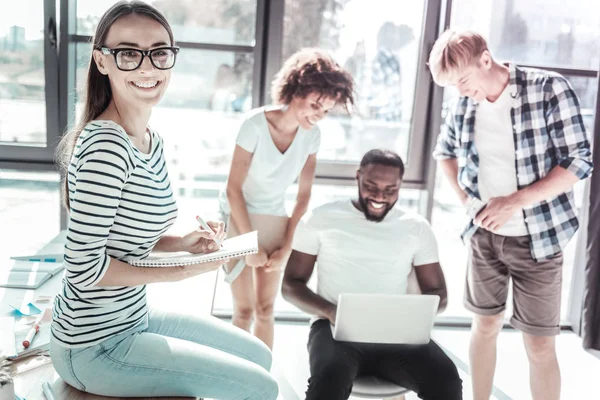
[130, 231, 258, 267]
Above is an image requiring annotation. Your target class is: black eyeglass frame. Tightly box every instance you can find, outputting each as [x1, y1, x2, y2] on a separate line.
[99, 46, 181, 71]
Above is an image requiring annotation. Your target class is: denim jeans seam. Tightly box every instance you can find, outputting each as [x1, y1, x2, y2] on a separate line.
[98, 346, 271, 399]
[66, 349, 86, 391]
[214, 344, 264, 363]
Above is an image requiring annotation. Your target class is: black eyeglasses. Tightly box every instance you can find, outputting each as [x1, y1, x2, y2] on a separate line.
[99, 46, 180, 71]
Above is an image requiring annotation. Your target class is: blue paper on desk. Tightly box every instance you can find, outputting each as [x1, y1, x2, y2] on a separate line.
[0, 260, 64, 289]
[10, 254, 63, 263]
[10, 303, 42, 317]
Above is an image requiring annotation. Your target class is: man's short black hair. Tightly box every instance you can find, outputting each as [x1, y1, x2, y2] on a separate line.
[359, 149, 405, 177]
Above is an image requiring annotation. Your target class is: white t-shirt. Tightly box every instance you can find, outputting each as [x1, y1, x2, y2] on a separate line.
[220, 107, 321, 216]
[475, 85, 528, 236]
[292, 199, 439, 308]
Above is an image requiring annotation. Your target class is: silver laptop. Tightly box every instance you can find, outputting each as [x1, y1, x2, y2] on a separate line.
[332, 293, 439, 344]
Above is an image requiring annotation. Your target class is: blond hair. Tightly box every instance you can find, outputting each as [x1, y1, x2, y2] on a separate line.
[428, 29, 489, 86]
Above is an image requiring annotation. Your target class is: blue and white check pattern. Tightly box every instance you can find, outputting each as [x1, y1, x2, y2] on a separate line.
[433, 64, 593, 261]
[370, 49, 402, 122]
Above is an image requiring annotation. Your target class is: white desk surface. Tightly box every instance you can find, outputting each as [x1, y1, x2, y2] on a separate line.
[0, 230, 66, 315]
[2, 231, 198, 399]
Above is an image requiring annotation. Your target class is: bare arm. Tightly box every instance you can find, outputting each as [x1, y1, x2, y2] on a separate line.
[476, 77, 593, 231]
[226, 145, 254, 235]
[283, 154, 317, 251]
[510, 166, 581, 208]
[438, 158, 468, 206]
[153, 220, 226, 254]
[282, 250, 337, 323]
[476, 167, 583, 230]
[414, 262, 448, 314]
[153, 235, 183, 252]
[95, 256, 226, 287]
[264, 154, 316, 270]
[509, 75, 592, 206]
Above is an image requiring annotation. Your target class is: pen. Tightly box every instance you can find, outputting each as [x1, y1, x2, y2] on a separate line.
[196, 215, 223, 246]
[22, 318, 41, 349]
[42, 381, 56, 400]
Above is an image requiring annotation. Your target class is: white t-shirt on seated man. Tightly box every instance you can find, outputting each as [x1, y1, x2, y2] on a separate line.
[292, 198, 439, 310]
[282, 149, 462, 400]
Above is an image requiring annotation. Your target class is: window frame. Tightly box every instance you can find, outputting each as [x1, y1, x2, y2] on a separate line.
[57, 0, 269, 227]
[2, 0, 597, 330]
[0, 0, 61, 164]
[263, 0, 444, 188]
[61, 0, 268, 133]
[422, 0, 599, 329]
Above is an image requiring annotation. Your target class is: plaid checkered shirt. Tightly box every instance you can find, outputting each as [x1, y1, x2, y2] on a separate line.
[433, 64, 593, 261]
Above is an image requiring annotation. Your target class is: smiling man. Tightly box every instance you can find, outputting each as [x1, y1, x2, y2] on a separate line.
[429, 29, 593, 400]
[282, 149, 462, 400]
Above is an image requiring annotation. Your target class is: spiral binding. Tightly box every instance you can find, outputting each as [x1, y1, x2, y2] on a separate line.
[130, 249, 258, 268]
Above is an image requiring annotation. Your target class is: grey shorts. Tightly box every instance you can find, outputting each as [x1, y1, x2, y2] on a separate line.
[465, 229, 563, 336]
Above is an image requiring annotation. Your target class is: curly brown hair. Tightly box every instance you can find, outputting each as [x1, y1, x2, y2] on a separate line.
[271, 48, 355, 112]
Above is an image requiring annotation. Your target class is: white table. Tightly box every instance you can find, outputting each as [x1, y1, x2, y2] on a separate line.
[3, 231, 201, 399]
[0, 230, 66, 315]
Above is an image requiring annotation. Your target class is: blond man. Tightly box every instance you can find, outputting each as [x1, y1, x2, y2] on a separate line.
[428, 29, 593, 400]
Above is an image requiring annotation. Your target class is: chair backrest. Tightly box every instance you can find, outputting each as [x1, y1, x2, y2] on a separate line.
[351, 375, 410, 398]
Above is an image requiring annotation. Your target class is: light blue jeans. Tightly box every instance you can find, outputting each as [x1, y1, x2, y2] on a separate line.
[50, 308, 279, 399]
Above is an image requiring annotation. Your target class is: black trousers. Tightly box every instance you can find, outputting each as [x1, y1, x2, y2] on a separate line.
[306, 319, 463, 400]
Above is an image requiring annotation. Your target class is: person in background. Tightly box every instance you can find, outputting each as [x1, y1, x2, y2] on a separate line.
[219, 48, 355, 349]
[209, 63, 237, 112]
[368, 21, 406, 122]
[52, 2, 278, 398]
[429, 29, 593, 400]
[282, 149, 462, 400]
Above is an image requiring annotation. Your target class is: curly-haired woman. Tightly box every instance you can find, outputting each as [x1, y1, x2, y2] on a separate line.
[219, 48, 355, 348]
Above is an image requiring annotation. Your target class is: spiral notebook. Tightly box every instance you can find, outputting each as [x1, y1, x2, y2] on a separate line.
[130, 231, 258, 267]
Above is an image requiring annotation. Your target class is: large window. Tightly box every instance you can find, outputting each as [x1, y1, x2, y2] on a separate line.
[279, 0, 436, 184]
[2, 0, 598, 328]
[76, 0, 257, 46]
[69, 0, 441, 187]
[0, 3, 46, 144]
[71, 0, 261, 205]
[0, 0, 60, 163]
[432, 0, 599, 321]
[450, 0, 600, 70]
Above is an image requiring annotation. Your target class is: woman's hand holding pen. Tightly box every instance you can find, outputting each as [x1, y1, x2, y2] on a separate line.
[180, 220, 226, 254]
[173, 219, 228, 281]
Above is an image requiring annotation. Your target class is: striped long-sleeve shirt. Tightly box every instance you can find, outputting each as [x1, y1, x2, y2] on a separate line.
[52, 120, 178, 348]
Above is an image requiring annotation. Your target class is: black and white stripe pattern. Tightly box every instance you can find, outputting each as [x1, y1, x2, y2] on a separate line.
[52, 120, 178, 347]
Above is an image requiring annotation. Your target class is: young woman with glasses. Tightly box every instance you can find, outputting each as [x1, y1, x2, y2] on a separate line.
[51, 2, 278, 398]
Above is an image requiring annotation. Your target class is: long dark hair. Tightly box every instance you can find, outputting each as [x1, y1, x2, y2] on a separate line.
[56, 0, 174, 209]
